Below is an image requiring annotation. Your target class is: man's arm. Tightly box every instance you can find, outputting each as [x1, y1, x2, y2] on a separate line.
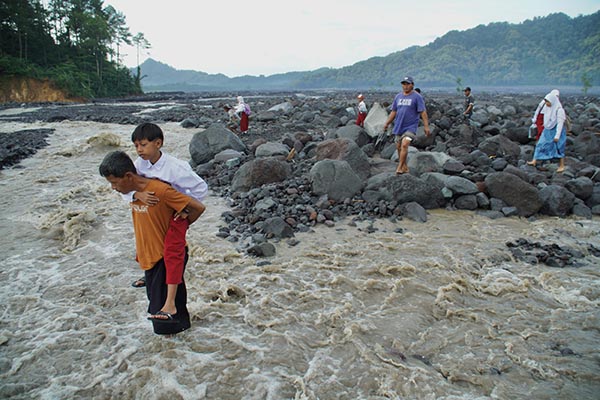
[383, 110, 397, 131]
[420, 110, 431, 136]
[179, 198, 206, 225]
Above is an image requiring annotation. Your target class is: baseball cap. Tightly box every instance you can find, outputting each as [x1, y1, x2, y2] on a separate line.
[401, 76, 414, 84]
[464, 87, 471, 91]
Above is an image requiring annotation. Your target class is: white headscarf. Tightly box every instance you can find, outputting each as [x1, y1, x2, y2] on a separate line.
[237, 96, 244, 104]
[533, 88, 560, 122]
[542, 92, 565, 130]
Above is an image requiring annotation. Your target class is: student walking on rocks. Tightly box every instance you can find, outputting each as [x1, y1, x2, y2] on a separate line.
[383, 75, 431, 175]
[463, 87, 474, 122]
[355, 94, 368, 127]
[531, 89, 560, 140]
[235, 96, 251, 134]
[100, 151, 206, 335]
[527, 91, 567, 173]
[121, 123, 208, 326]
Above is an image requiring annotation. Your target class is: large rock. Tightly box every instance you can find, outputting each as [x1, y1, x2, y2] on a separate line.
[445, 176, 479, 195]
[255, 142, 290, 157]
[310, 159, 364, 202]
[366, 172, 446, 209]
[231, 157, 291, 192]
[565, 176, 594, 200]
[407, 151, 451, 177]
[539, 185, 575, 217]
[189, 123, 246, 165]
[484, 172, 542, 217]
[332, 125, 370, 147]
[412, 124, 437, 149]
[571, 132, 600, 164]
[315, 138, 371, 180]
[478, 135, 521, 164]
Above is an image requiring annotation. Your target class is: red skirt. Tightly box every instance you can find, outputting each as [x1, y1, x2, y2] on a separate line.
[535, 112, 544, 140]
[356, 112, 367, 127]
[240, 112, 249, 132]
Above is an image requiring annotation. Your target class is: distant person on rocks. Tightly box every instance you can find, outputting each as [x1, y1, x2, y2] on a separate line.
[355, 94, 368, 127]
[235, 96, 251, 134]
[463, 86, 474, 122]
[223, 104, 239, 132]
[121, 123, 208, 326]
[531, 89, 560, 140]
[100, 150, 206, 335]
[527, 91, 567, 173]
[383, 75, 431, 175]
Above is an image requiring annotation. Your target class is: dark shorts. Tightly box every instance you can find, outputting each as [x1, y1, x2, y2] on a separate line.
[145, 247, 191, 335]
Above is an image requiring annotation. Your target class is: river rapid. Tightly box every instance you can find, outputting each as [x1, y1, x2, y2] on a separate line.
[0, 104, 599, 400]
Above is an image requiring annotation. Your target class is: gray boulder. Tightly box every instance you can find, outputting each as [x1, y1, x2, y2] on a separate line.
[310, 159, 364, 202]
[231, 157, 291, 193]
[564, 176, 594, 200]
[401, 202, 428, 222]
[255, 142, 290, 158]
[213, 149, 244, 163]
[261, 217, 294, 238]
[189, 123, 247, 165]
[539, 185, 575, 217]
[478, 135, 521, 163]
[367, 173, 446, 209]
[407, 151, 451, 177]
[484, 172, 543, 217]
[332, 125, 370, 147]
[315, 138, 371, 180]
[445, 176, 479, 195]
[268, 101, 293, 113]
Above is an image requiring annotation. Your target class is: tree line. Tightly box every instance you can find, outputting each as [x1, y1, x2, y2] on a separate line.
[0, 0, 149, 98]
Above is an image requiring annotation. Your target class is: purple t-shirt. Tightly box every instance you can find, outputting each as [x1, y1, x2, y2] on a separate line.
[391, 91, 426, 135]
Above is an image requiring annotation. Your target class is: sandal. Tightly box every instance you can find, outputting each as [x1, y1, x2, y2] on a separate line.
[131, 277, 146, 288]
[147, 311, 179, 324]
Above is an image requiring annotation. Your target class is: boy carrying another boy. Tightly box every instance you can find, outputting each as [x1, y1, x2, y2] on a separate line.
[122, 123, 208, 324]
[100, 150, 206, 334]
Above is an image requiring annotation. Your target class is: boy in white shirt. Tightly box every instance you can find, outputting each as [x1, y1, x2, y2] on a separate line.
[355, 94, 368, 127]
[123, 123, 208, 322]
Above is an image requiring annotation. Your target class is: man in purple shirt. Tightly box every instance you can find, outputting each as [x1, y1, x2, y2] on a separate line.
[383, 75, 431, 174]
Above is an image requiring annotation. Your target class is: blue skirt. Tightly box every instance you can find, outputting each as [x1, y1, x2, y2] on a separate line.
[533, 125, 566, 160]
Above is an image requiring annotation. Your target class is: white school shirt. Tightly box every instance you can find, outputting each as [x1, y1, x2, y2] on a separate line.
[358, 100, 367, 113]
[122, 152, 208, 202]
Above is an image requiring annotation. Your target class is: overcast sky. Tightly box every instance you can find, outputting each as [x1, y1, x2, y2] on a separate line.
[104, 0, 599, 77]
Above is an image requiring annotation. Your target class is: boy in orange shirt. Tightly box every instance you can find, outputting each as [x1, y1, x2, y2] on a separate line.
[100, 151, 206, 335]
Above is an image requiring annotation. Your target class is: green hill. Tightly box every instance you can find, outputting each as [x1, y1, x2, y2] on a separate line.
[139, 11, 600, 92]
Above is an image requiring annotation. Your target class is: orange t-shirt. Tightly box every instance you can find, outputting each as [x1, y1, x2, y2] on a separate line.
[131, 179, 191, 270]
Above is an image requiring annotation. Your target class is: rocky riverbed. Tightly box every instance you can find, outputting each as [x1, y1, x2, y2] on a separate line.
[1, 90, 599, 251]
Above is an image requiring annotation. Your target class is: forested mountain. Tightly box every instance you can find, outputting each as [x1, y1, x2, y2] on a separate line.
[0, 0, 140, 99]
[139, 11, 600, 92]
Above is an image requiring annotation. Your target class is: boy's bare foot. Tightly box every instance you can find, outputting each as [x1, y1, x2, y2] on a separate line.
[526, 161, 536, 166]
[556, 167, 565, 173]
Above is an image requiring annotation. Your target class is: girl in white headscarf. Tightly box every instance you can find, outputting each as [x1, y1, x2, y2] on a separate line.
[527, 91, 567, 172]
[531, 89, 560, 140]
[235, 96, 250, 134]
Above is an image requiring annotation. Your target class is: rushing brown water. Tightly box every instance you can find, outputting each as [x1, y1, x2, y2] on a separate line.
[0, 105, 599, 399]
